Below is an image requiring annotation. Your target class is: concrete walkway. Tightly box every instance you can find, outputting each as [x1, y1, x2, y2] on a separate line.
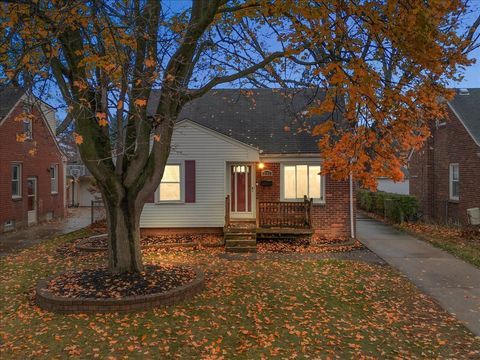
[357, 215, 480, 337]
[0, 207, 90, 257]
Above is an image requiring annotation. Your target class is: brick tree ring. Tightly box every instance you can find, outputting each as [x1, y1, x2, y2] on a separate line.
[75, 234, 213, 251]
[35, 265, 205, 313]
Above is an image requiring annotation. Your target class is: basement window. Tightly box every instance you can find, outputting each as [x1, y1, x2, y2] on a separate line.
[4, 220, 15, 232]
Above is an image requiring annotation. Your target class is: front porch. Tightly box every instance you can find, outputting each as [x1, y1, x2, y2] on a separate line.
[224, 196, 314, 252]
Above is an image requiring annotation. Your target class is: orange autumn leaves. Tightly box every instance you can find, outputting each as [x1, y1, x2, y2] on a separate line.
[96, 112, 108, 127]
[272, 0, 471, 189]
[13, 111, 38, 156]
[74, 132, 84, 145]
[2, 233, 479, 359]
[4, 0, 475, 190]
[311, 83, 450, 189]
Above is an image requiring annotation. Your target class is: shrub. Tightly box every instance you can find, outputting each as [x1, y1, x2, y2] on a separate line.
[357, 190, 418, 223]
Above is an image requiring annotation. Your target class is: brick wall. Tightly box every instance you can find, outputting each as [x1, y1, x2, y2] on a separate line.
[0, 101, 65, 232]
[410, 108, 480, 224]
[255, 163, 280, 202]
[256, 162, 354, 238]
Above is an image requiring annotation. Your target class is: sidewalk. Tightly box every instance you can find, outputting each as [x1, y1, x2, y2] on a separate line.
[0, 207, 90, 257]
[357, 215, 480, 336]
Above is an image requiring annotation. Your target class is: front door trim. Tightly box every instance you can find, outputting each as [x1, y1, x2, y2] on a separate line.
[228, 163, 255, 220]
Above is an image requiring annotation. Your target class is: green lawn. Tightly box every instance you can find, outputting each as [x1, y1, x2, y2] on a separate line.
[0, 230, 479, 359]
[397, 222, 480, 268]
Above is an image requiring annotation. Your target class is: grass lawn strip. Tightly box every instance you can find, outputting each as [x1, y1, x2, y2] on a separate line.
[0, 230, 479, 358]
[361, 211, 480, 269]
[396, 222, 480, 268]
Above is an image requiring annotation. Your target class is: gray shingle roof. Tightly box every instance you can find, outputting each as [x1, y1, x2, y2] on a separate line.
[148, 89, 340, 154]
[448, 88, 480, 146]
[0, 86, 24, 118]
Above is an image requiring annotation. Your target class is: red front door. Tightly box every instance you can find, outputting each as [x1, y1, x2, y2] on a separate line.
[230, 165, 253, 217]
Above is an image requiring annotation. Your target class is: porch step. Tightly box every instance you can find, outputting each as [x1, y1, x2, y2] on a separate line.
[224, 227, 257, 252]
[224, 232, 256, 240]
[224, 227, 256, 233]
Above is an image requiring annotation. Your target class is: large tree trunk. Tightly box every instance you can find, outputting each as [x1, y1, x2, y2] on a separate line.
[103, 192, 144, 274]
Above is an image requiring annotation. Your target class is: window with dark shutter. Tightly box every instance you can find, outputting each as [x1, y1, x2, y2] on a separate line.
[185, 160, 196, 203]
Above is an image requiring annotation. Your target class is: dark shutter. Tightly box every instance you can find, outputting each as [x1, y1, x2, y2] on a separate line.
[185, 160, 196, 203]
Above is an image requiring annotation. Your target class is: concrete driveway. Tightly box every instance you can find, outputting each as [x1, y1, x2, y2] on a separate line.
[357, 215, 480, 337]
[0, 207, 90, 257]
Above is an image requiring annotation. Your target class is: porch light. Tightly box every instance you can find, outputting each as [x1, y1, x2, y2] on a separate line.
[258, 162, 265, 170]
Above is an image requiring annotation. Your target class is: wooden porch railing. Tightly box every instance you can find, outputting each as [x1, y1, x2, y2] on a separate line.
[258, 196, 313, 228]
[225, 195, 230, 227]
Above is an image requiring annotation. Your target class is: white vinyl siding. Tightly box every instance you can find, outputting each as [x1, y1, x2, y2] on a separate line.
[281, 163, 324, 203]
[77, 178, 101, 207]
[449, 163, 459, 201]
[140, 121, 259, 228]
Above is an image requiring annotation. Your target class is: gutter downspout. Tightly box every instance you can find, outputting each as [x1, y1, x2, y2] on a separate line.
[349, 173, 355, 239]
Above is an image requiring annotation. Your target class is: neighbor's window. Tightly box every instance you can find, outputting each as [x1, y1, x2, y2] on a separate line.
[159, 164, 182, 201]
[282, 164, 323, 201]
[50, 164, 59, 194]
[23, 119, 32, 140]
[12, 163, 22, 198]
[449, 163, 459, 201]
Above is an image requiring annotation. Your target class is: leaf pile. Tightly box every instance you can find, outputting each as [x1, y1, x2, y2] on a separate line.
[310, 234, 351, 244]
[400, 222, 463, 239]
[46, 265, 196, 299]
[401, 222, 480, 245]
[142, 234, 223, 246]
[78, 235, 108, 249]
[55, 242, 86, 258]
[89, 220, 107, 233]
[1, 229, 479, 358]
[257, 241, 363, 253]
[257, 237, 362, 253]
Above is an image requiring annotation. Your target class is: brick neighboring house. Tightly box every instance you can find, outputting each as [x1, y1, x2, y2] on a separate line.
[140, 89, 355, 245]
[410, 88, 480, 225]
[0, 86, 66, 233]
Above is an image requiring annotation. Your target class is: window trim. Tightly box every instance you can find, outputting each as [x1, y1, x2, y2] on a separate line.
[11, 162, 22, 199]
[280, 162, 325, 204]
[156, 162, 184, 204]
[449, 163, 459, 201]
[50, 164, 59, 194]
